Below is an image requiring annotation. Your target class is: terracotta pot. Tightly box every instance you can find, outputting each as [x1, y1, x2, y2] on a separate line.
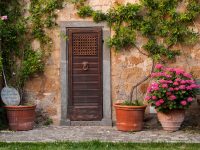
[157, 109, 185, 131]
[114, 103, 146, 132]
[4, 105, 36, 131]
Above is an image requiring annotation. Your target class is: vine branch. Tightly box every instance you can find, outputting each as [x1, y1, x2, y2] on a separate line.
[134, 43, 149, 57]
[130, 58, 155, 101]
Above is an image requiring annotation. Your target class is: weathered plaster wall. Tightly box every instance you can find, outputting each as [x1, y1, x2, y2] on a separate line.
[24, 0, 200, 125]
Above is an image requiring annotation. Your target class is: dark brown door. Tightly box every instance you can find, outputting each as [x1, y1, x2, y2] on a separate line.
[67, 28, 103, 121]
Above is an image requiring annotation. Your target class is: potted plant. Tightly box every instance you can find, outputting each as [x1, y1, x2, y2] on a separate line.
[0, 3, 44, 131]
[113, 58, 155, 132]
[114, 99, 146, 132]
[114, 75, 149, 132]
[145, 64, 200, 131]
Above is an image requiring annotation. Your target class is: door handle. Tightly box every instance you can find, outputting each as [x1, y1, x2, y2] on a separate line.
[82, 61, 89, 71]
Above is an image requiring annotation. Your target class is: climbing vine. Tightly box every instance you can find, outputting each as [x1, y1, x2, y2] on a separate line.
[0, 0, 69, 89]
[75, 0, 200, 100]
[28, 0, 200, 72]
[29, 0, 64, 48]
[0, 0, 44, 90]
[77, 0, 200, 61]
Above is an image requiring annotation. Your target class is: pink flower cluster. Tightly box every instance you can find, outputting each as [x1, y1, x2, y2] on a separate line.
[155, 64, 163, 69]
[168, 95, 176, 100]
[145, 64, 200, 112]
[180, 97, 193, 106]
[151, 72, 172, 78]
[155, 99, 164, 106]
[150, 82, 159, 91]
[1, 16, 8, 20]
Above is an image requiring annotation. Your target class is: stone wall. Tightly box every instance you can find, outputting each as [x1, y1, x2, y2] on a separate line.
[24, 0, 200, 125]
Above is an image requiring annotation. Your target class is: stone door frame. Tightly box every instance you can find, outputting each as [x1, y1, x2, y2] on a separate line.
[60, 21, 112, 126]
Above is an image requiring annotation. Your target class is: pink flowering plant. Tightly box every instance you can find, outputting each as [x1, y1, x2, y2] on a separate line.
[145, 64, 200, 112]
[1, 15, 8, 21]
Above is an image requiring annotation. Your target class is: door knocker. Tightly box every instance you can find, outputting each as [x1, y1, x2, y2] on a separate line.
[82, 61, 89, 71]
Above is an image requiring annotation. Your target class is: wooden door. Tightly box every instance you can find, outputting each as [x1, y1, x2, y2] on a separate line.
[67, 28, 103, 121]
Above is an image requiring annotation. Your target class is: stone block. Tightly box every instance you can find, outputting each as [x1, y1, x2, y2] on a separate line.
[89, 0, 100, 6]
[191, 66, 200, 78]
[128, 56, 144, 65]
[46, 106, 58, 116]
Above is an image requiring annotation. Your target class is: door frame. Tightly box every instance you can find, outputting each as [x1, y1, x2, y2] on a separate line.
[60, 21, 112, 126]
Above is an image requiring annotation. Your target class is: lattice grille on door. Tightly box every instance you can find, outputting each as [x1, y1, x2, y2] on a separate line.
[72, 33, 98, 56]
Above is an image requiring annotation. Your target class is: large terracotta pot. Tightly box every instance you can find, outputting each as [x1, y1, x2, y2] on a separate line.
[157, 109, 185, 131]
[114, 103, 146, 132]
[4, 105, 36, 131]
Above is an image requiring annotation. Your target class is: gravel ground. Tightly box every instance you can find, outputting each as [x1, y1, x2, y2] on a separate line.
[0, 126, 200, 143]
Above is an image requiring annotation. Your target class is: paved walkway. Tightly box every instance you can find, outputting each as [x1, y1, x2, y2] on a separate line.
[0, 126, 200, 143]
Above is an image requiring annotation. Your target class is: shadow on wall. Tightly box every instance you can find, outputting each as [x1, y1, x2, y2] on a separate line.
[0, 106, 8, 130]
[0, 77, 8, 130]
[183, 99, 200, 128]
[35, 108, 53, 127]
[23, 91, 54, 127]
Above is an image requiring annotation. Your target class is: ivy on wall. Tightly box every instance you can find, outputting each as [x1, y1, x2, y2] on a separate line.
[77, 0, 200, 61]
[29, 0, 64, 48]
[73, 0, 200, 100]
[28, 0, 200, 71]
[0, 0, 71, 89]
[0, 0, 44, 89]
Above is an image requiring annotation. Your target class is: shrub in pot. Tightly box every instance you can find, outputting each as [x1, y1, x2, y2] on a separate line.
[114, 100, 146, 132]
[145, 64, 200, 131]
[0, 12, 44, 131]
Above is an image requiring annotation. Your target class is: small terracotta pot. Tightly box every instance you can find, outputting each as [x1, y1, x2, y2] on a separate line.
[4, 105, 36, 131]
[157, 109, 185, 131]
[114, 103, 146, 132]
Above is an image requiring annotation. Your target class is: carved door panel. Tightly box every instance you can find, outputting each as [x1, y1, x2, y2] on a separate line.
[67, 28, 103, 121]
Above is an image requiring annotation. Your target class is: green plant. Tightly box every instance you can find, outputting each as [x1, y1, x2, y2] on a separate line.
[44, 118, 53, 126]
[92, 11, 107, 23]
[121, 100, 143, 106]
[68, 0, 87, 8]
[77, 5, 94, 18]
[0, 0, 45, 91]
[29, 0, 64, 53]
[107, 26, 136, 51]
[20, 49, 44, 85]
[0, 0, 70, 90]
